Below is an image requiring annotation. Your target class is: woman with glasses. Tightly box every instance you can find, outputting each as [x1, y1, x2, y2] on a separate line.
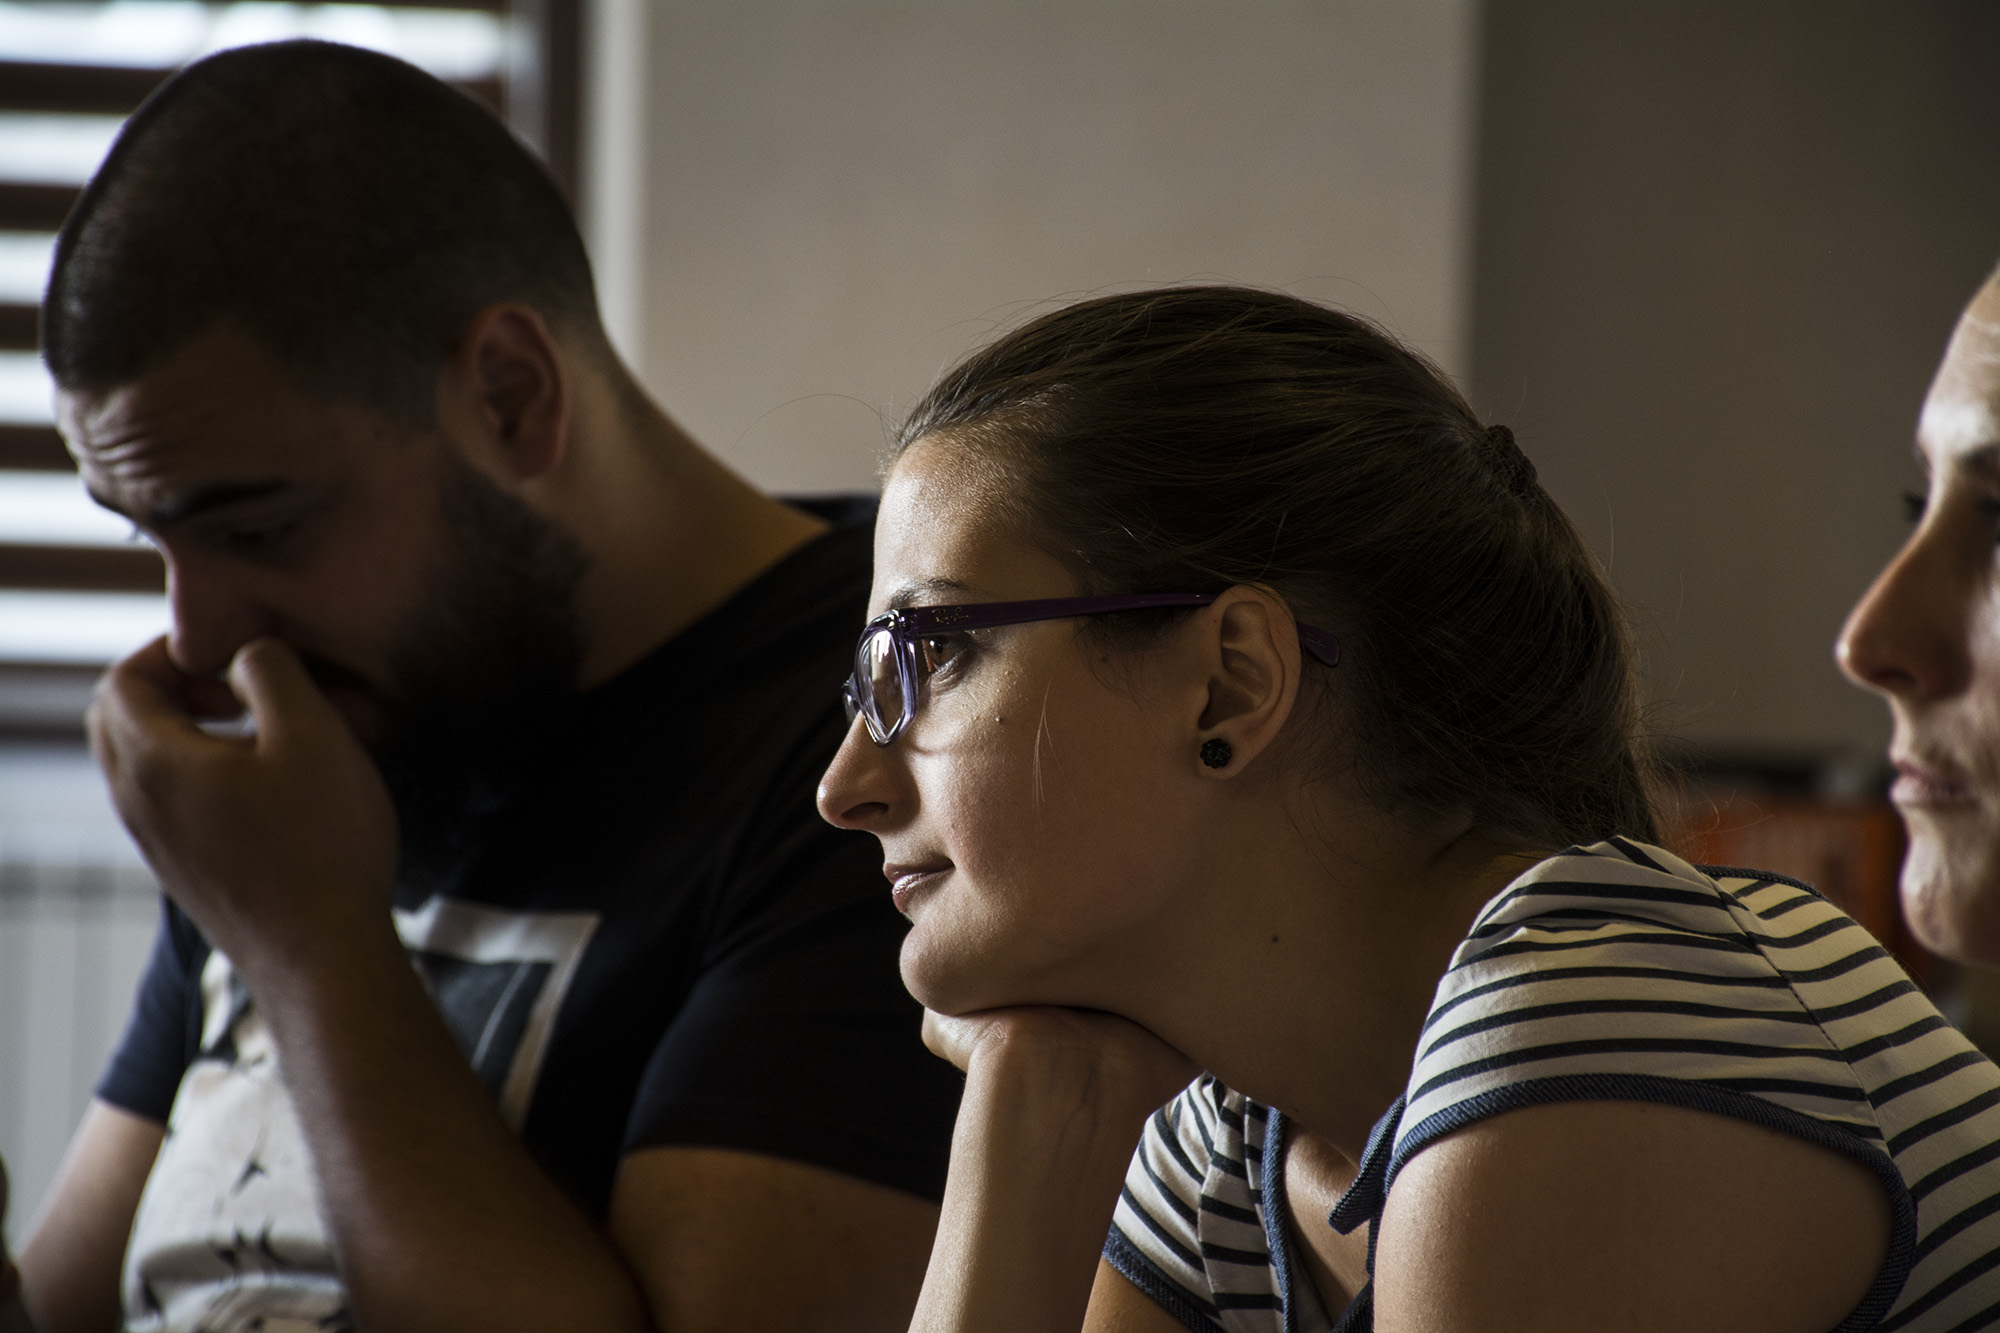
[816, 286, 2000, 1332]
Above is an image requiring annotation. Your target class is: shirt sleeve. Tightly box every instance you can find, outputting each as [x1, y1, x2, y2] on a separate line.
[619, 808, 961, 1203]
[95, 899, 209, 1124]
[1387, 851, 1888, 1188]
[1105, 1077, 1242, 1333]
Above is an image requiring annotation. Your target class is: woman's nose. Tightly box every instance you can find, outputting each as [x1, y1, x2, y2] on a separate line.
[817, 717, 901, 830]
[1837, 528, 1974, 704]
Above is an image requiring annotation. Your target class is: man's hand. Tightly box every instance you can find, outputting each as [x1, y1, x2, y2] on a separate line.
[88, 636, 399, 980]
[92, 637, 647, 1333]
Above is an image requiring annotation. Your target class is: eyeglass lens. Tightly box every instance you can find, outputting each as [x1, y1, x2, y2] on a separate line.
[857, 627, 911, 742]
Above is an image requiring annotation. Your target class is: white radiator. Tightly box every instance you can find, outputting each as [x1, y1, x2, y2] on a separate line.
[0, 744, 158, 1247]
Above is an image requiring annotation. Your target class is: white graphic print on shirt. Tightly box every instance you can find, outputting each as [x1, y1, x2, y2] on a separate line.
[122, 900, 599, 1333]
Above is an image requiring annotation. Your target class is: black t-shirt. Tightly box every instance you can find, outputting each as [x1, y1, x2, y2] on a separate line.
[98, 499, 960, 1221]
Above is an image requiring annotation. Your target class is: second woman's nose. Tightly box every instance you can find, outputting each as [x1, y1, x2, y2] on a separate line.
[1837, 521, 1976, 705]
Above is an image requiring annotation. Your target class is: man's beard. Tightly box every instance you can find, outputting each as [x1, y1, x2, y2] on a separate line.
[347, 456, 590, 885]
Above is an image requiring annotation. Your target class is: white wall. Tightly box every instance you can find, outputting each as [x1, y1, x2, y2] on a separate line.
[1469, 1, 2000, 764]
[588, 0, 1482, 494]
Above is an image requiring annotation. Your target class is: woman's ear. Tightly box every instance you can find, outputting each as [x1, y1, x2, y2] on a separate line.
[1190, 586, 1305, 777]
[441, 302, 570, 481]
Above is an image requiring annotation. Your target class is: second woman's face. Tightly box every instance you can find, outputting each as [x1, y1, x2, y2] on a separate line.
[816, 439, 1211, 1016]
[1838, 273, 2000, 963]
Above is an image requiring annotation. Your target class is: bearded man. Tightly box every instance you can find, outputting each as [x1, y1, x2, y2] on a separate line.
[0, 39, 957, 1333]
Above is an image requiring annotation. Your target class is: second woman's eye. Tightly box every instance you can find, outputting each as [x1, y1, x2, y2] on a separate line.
[1904, 489, 1928, 524]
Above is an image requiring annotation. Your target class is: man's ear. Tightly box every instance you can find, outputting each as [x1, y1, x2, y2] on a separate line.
[1190, 586, 1305, 777]
[445, 302, 569, 481]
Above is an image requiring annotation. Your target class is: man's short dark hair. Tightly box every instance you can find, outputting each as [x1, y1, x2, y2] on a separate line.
[43, 39, 602, 418]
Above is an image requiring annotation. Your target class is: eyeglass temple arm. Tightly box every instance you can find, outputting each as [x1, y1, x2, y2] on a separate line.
[895, 593, 1215, 633]
[896, 594, 1340, 667]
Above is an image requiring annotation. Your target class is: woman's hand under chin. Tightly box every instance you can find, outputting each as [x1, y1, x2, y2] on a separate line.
[910, 1005, 1198, 1333]
[922, 1004, 1198, 1112]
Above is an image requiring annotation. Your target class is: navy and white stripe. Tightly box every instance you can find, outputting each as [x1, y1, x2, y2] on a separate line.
[1108, 1081, 1334, 1333]
[1106, 839, 2000, 1332]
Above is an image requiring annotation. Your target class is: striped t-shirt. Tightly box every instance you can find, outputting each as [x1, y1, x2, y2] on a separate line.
[1106, 839, 2000, 1332]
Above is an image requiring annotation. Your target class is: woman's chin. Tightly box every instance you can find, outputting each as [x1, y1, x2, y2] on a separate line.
[898, 952, 982, 1016]
[1901, 828, 2000, 966]
[899, 934, 1035, 1016]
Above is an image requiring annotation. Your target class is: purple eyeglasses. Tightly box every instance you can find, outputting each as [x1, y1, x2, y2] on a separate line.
[842, 592, 1341, 746]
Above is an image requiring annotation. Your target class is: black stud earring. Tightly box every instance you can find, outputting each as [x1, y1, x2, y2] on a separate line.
[1200, 738, 1232, 770]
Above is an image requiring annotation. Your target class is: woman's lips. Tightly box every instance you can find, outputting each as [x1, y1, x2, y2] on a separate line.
[884, 862, 951, 912]
[1892, 758, 1978, 809]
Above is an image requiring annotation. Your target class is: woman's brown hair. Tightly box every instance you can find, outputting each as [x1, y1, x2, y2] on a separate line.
[897, 286, 1658, 847]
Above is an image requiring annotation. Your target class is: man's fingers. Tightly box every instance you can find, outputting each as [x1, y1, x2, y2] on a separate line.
[114, 635, 182, 685]
[92, 638, 215, 752]
[226, 637, 336, 748]
[181, 673, 246, 720]
[89, 639, 234, 842]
